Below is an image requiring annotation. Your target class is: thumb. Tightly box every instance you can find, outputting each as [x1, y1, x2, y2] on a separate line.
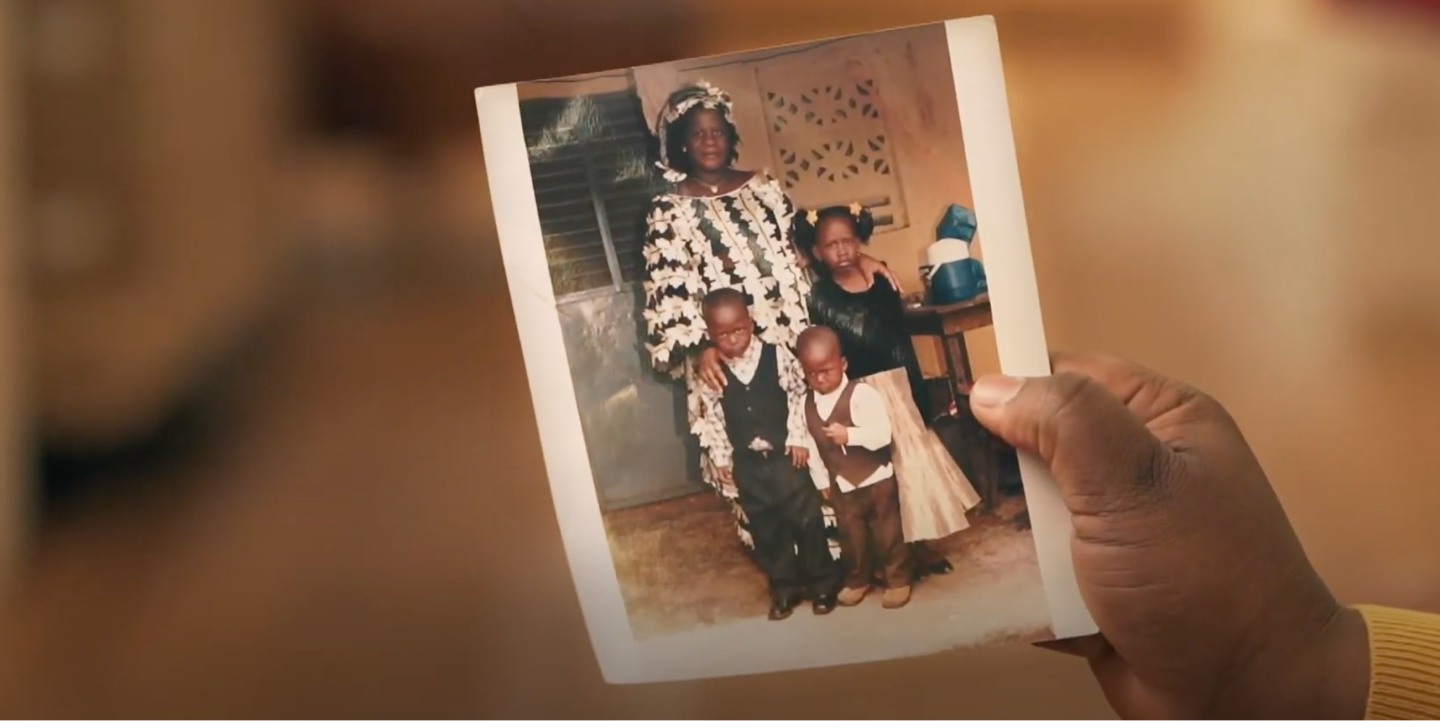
[968, 373, 1172, 514]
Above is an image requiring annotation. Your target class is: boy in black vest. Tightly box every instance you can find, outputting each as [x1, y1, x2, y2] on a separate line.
[694, 288, 840, 620]
[797, 326, 913, 609]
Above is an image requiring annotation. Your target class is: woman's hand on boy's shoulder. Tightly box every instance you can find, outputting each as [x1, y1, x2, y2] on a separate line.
[858, 254, 903, 292]
[697, 346, 727, 390]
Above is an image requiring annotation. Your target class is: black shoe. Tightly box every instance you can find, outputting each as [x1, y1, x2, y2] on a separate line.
[812, 592, 838, 615]
[926, 559, 955, 576]
[769, 595, 797, 621]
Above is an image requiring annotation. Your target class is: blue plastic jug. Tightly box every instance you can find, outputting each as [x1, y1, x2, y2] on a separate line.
[928, 204, 986, 304]
[929, 258, 987, 305]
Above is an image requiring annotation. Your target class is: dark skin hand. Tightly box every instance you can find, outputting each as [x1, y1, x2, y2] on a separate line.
[786, 445, 808, 468]
[697, 347, 727, 392]
[696, 345, 725, 391]
[714, 466, 737, 496]
[857, 256, 903, 295]
[967, 353, 1370, 719]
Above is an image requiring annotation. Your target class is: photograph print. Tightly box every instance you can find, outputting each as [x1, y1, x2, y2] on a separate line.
[476, 15, 1094, 684]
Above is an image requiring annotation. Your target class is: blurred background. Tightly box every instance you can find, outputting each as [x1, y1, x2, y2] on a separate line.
[2, 0, 1440, 717]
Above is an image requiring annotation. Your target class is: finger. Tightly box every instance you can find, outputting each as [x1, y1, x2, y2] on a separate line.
[1048, 352, 1201, 422]
[1049, 353, 1233, 458]
[968, 371, 1174, 514]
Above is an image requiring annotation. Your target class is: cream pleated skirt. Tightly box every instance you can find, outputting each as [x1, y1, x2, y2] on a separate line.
[859, 368, 983, 542]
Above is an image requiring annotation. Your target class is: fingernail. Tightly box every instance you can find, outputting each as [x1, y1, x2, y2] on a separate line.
[970, 375, 1024, 408]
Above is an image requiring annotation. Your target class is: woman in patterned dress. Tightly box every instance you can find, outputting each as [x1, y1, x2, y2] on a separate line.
[641, 82, 900, 552]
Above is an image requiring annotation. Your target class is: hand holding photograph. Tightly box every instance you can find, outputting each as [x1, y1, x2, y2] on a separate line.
[475, 15, 1096, 684]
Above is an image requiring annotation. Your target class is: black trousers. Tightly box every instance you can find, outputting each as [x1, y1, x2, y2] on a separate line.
[733, 450, 838, 600]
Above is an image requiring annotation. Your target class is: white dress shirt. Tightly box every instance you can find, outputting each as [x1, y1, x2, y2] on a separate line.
[807, 378, 894, 493]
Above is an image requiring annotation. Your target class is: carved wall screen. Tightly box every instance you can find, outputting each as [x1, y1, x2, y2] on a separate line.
[753, 58, 909, 232]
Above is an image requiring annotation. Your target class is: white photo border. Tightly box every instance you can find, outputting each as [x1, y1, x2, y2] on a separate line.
[942, 15, 1096, 645]
[475, 14, 1096, 685]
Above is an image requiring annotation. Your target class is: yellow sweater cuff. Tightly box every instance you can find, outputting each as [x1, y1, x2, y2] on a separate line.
[1356, 604, 1440, 720]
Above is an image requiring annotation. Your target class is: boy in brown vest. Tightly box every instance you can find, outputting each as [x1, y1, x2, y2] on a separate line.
[797, 326, 913, 609]
[693, 289, 840, 620]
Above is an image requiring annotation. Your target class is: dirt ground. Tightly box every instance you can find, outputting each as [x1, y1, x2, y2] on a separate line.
[604, 489, 1051, 644]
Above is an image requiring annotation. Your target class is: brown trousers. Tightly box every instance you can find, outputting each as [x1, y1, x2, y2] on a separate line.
[830, 476, 911, 589]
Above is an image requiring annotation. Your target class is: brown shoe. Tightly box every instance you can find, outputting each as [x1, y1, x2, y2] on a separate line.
[837, 585, 869, 606]
[882, 585, 912, 609]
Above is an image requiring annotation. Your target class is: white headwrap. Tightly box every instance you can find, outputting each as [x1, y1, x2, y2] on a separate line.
[654, 80, 736, 183]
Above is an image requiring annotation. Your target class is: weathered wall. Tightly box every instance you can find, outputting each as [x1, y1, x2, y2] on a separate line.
[556, 285, 702, 510]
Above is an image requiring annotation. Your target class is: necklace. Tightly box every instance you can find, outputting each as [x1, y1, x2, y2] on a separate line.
[692, 174, 724, 195]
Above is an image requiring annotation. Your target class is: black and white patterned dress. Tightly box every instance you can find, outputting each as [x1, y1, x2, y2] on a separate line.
[642, 170, 830, 551]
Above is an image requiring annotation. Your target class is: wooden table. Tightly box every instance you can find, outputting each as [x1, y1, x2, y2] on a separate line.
[902, 293, 993, 392]
[903, 294, 1004, 514]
